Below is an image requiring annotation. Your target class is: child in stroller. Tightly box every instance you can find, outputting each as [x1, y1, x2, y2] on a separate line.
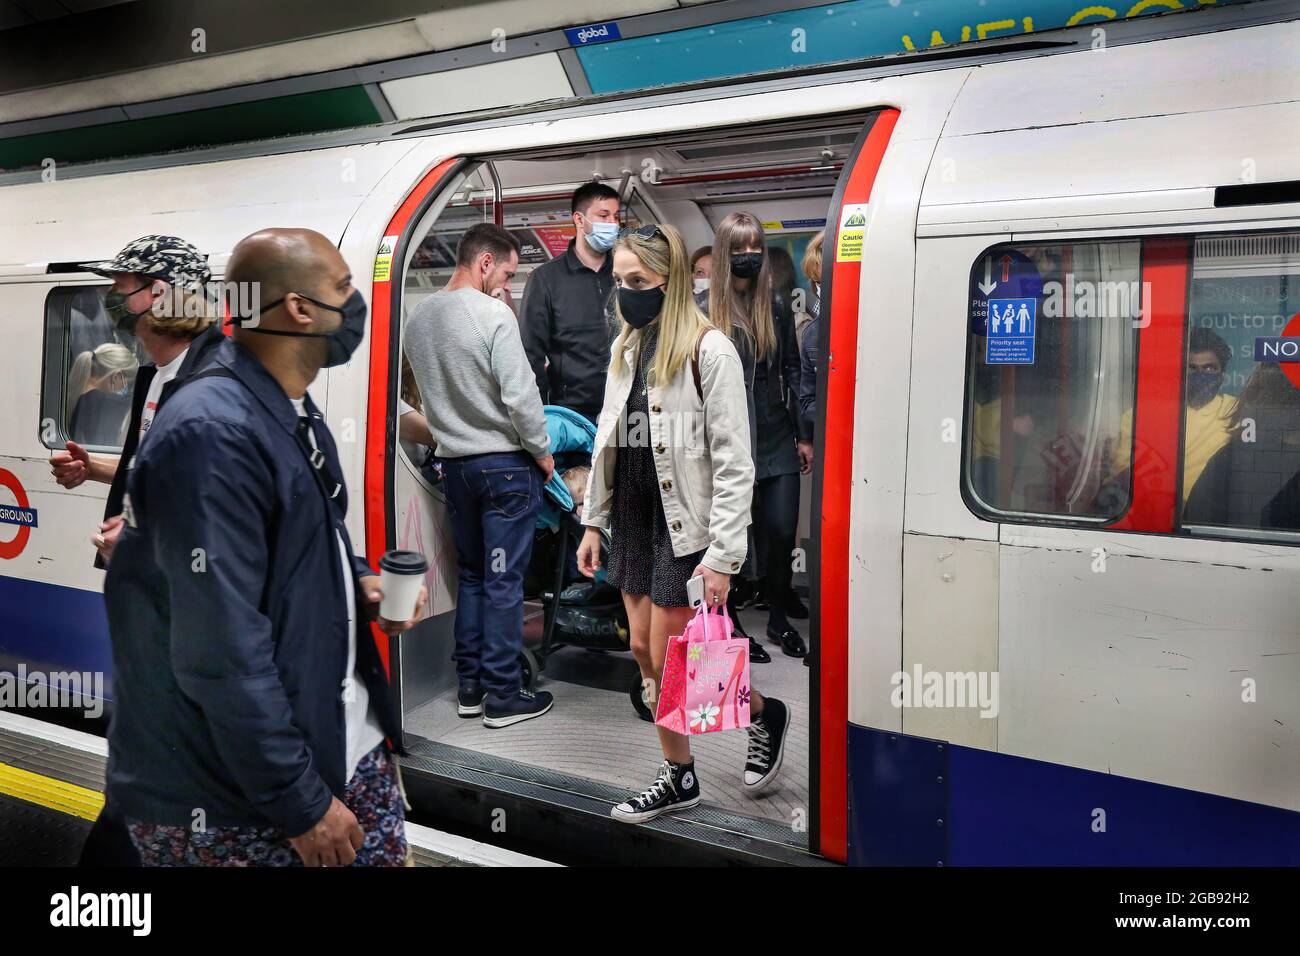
[521, 406, 650, 719]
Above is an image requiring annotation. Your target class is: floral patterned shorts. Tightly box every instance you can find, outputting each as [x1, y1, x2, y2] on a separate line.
[125, 745, 408, 867]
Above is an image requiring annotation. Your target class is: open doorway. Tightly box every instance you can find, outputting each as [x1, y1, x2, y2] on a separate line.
[389, 114, 868, 844]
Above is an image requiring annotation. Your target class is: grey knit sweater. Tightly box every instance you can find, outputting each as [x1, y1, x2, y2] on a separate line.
[403, 287, 550, 460]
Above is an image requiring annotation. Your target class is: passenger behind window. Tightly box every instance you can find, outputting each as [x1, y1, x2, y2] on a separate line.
[1184, 361, 1300, 531]
[1108, 328, 1237, 506]
[66, 343, 138, 447]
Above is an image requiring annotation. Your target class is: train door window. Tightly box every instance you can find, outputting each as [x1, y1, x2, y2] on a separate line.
[40, 286, 146, 453]
[963, 240, 1141, 521]
[1181, 231, 1300, 537]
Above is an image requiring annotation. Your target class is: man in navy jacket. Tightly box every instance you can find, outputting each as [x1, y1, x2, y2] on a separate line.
[103, 228, 424, 866]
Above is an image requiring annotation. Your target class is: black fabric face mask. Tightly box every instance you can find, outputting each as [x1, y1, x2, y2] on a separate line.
[730, 252, 763, 279]
[236, 289, 367, 367]
[618, 284, 666, 329]
[104, 283, 156, 334]
[1187, 370, 1224, 409]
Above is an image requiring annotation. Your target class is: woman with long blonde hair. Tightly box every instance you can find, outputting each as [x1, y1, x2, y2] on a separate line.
[66, 342, 139, 447]
[578, 222, 791, 822]
[702, 212, 811, 660]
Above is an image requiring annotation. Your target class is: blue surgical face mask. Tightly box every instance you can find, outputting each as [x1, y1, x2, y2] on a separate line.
[585, 220, 619, 253]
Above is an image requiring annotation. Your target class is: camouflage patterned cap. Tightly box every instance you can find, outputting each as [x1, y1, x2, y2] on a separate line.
[76, 235, 212, 292]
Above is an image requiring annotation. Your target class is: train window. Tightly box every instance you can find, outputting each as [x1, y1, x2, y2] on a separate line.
[963, 240, 1141, 521]
[1181, 231, 1300, 537]
[41, 287, 144, 453]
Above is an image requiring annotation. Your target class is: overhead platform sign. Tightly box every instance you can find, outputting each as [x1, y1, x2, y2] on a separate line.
[565, 21, 622, 46]
[574, 0, 1251, 95]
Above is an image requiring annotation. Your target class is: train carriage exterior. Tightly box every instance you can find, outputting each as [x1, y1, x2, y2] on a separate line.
[0, 0, 1297, 865]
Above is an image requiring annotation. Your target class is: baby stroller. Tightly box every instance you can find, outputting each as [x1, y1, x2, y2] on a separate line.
[521, 406, 649, 720]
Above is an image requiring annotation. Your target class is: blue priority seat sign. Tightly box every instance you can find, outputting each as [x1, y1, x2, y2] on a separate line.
[985, 297, 1037, 365]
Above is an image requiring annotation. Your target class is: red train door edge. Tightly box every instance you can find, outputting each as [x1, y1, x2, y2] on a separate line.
[1108, 236, 1190, 533]
[364, 157, 464, 676]
[817, 109, 899, 863]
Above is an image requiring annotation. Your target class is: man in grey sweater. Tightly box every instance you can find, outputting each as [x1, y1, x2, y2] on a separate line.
[404, 223, 555, 728]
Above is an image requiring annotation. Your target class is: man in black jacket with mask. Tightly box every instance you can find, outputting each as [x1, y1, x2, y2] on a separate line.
[104, 227, 425, 867]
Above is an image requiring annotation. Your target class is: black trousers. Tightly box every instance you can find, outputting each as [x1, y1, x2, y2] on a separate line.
[78, 808, 141, 867]
[752, 472, 801, 631]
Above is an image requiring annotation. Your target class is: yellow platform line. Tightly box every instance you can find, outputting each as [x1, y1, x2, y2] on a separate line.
[0, 761, 103, 822]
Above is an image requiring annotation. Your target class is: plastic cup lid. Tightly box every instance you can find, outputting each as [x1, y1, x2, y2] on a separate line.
[379, 549, 428, 575]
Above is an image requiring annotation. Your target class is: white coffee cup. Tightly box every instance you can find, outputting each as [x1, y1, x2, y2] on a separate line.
[379, 549, 428, 622]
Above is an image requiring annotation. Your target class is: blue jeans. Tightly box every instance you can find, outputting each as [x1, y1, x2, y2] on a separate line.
[440, 451, 542, 703]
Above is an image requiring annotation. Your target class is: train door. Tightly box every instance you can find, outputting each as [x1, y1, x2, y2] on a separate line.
[365, 108, 901, 863]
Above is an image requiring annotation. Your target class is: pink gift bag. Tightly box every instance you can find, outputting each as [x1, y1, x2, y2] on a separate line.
[656, 605, 751, 735]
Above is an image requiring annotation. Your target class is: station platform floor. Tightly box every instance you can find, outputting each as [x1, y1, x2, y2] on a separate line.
[0, 711, 554, 868]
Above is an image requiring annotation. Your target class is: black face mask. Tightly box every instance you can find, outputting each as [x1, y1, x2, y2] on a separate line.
[104, 282, 155, 334]
[236, 289, 367, 368]
[618, 285, 666, 329]
[1187, 370, 1224, 409]
[730, 252, 763, 279]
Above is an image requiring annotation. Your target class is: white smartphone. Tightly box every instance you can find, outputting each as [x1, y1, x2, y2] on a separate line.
[686, 574, 705, 609]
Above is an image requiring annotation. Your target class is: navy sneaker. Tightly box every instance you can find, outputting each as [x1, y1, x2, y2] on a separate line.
[482, 688, 553, 728]
[457, 681, 484, 718]
[611, 760, 701, 823]
[744, 697, 790, 792]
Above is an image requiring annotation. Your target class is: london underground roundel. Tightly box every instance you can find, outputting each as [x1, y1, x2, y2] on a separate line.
[0, 468, 36, 560]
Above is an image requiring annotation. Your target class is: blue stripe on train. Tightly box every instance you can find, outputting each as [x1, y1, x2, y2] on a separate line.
[848, 723, 1300, 866]
[0, 574, 113, 701]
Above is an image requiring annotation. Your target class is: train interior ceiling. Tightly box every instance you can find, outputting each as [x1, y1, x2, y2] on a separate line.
[393, 116, 864, 840]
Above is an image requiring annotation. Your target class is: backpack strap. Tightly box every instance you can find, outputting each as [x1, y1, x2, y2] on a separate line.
[691, 327, 709, 401]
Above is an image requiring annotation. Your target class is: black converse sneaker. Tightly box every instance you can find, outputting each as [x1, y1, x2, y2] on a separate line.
[611, 760, 701, 823]
[744, 697, 790, 792]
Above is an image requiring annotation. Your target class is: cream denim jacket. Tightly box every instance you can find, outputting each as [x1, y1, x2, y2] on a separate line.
[582, 327, 754, 575]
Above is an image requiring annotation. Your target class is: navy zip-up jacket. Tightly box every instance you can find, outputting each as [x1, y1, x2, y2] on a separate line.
[96, 322, 225, 570]
[103, 338, 400, 836]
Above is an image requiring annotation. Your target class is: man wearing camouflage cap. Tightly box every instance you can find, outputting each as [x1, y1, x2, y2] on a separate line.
[50, 235, 224, 569]
[48, 234, 224, 867]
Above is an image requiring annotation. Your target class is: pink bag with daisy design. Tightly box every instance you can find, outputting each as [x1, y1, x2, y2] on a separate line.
[655, 605, 751, 735]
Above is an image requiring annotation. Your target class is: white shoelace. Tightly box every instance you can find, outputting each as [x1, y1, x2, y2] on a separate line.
[633, 762, 674, 808]
[746, 719, 771, 767]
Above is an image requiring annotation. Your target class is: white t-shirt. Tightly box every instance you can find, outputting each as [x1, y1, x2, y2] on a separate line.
[139, 347, 188, 442]
[290, 396, 385, 782]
